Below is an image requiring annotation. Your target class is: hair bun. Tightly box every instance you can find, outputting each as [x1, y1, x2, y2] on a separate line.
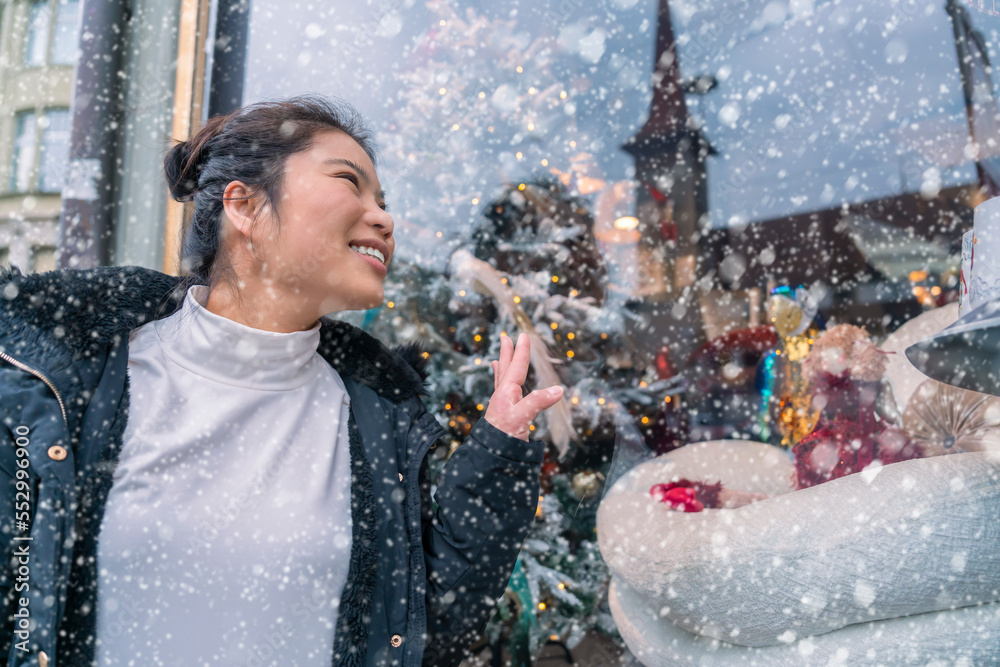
[164, 140, 203, 202]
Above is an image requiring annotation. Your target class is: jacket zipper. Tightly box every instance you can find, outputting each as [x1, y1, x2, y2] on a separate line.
[0, 349, 68, 426]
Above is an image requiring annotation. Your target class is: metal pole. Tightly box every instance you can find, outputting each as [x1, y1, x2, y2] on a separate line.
[57, 0, 130, 269]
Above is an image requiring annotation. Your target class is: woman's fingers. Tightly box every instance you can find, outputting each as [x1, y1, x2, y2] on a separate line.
[504, 333, 531, 388]
[510, 385, 564, 424]
[497, 333, 514, 383]
[483, 383, 564, 441]
[492, 360, 499, 392]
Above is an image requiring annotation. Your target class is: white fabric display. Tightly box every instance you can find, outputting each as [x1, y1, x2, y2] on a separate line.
[609, 578, 1000, 666]
[597, 441, 1000, 663]
[879, 302, 959, 414]
[95, 284, 353, 666]
[970, 196, 1000, 308]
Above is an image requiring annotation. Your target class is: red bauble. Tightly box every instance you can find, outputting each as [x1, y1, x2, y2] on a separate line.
[650, 483, 705, 512]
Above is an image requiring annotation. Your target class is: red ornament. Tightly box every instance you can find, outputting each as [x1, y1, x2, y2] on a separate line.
[650, 483, 705, 512]
[654, 346, 674, 380]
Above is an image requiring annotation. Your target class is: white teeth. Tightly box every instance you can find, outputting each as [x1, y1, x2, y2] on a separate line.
[350, 245, 385, 264]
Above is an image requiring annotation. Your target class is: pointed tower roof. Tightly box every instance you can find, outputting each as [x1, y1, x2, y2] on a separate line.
[623, 0, 714, 156]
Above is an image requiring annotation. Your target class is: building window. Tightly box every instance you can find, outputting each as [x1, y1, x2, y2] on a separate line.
[24, 1, 50, 67]
[30, 245, 56, 273]
[24, 0, 79, 67]
[38, 109, 70, 192]
[51, 0, 79, 65]
[10, 111, 37, 193]
[10, 108, 70, 193]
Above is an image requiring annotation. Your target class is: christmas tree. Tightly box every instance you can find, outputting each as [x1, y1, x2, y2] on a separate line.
[361, 175, 699, 662]
[363, 2, 690, 660]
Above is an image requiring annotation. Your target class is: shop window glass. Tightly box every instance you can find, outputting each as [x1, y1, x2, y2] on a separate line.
[231, 1, 1000, 659]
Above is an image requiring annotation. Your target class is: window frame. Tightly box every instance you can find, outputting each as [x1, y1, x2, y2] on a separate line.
[22, 0, 79, 68]
[9, 109, 38, 194]
[8, 106, 71, 195]
[37, 107, 70, 193]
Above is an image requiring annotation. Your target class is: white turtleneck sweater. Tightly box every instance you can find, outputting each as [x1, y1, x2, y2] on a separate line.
[95, 284, 353, 666]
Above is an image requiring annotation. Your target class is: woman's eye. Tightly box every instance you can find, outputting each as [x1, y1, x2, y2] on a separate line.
[339, 173, 360, 188]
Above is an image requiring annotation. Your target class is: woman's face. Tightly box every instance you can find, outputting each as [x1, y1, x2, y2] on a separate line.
[256, 129, 394, 315]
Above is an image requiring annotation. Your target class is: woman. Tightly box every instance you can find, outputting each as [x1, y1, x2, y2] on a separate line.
[0, 95, 562, 666]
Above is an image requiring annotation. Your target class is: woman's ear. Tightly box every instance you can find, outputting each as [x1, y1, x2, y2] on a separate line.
[222, 180, 261, 239]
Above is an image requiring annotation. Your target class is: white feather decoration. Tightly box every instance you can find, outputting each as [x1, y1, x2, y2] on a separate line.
[450, 249, 578, 457]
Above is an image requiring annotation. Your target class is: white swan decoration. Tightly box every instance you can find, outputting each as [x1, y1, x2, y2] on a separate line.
[597, 440, 1000, 665]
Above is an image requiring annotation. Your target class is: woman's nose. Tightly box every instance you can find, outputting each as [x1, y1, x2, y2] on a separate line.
[372, 206, 394, 240]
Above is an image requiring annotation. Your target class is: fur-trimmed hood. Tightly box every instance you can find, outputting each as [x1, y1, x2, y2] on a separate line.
[0, 263, 428, 408]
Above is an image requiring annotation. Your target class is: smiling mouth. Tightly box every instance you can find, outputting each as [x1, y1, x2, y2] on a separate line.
[349, 244, 386, 264]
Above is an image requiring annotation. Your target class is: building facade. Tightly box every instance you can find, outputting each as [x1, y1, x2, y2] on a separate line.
[0, 0, 77, 273]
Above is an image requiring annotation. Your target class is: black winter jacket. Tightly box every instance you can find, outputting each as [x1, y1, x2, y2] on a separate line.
[0, 264, 543, 667]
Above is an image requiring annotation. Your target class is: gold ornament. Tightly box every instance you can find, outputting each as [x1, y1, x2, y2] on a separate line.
[770, 296, 803, 338]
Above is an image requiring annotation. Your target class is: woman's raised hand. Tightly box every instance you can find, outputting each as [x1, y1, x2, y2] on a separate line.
[485, 333, 564, 442]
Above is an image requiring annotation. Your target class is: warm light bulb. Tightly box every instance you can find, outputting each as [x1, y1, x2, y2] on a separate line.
[614, 216, 639, 231]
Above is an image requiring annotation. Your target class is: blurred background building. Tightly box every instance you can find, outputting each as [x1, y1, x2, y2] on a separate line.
[0, 0, 78, 272]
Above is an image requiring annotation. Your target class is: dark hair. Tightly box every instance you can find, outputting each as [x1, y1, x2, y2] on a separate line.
[164, 94, 379, 298]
